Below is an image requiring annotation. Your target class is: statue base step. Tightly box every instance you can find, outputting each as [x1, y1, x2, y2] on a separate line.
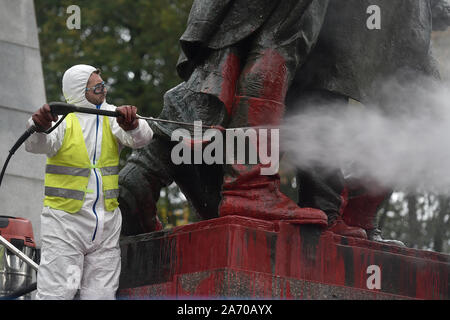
[118, 216, 450, 299]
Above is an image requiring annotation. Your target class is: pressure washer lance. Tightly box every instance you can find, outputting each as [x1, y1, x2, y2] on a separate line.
[48, 102, 226, 132]
[47, 102, 272, 132]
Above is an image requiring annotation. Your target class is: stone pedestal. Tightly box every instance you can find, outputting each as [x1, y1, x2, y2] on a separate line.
[118, 216, 450, 300]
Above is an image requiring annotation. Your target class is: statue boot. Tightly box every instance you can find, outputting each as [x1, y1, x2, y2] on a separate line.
[327, 187, 368, 239]
[219, 96, 328, 227]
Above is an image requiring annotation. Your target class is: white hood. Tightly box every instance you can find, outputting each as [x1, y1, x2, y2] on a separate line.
[62, 64, 98, 108]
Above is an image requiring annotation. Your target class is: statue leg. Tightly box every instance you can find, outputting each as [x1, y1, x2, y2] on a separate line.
[219, 1, 327, 226]
[219, 94, 327, 225]
[294, 90, 368, 238]
[119, 137, 172, 236]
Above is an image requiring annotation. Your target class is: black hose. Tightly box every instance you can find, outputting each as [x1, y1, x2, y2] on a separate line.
[45, 113, 67, 135]
[0, 152, 13, 189]
[0, 282, 37, 300]
[0, 126, 37, 188]
[0, 113, 67, 189]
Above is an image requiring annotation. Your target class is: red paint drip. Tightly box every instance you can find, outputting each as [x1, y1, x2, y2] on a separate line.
[219, 53, 241, 115]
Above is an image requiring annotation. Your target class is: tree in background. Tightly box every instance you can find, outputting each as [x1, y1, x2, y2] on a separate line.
[378, 192, 450, 253]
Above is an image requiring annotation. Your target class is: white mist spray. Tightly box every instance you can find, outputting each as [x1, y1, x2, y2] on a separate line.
[281, 76, 450, 193]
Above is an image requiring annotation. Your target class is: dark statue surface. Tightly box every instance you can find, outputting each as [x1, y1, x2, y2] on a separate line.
[118, 0, 449, 240]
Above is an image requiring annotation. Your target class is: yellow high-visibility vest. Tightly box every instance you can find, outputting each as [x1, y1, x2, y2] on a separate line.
[44, 113, 120, 213]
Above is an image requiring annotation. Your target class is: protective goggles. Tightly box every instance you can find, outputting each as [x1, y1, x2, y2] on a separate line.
[85, 81, 107, 94]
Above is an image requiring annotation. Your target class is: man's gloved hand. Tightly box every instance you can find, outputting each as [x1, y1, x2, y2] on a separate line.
[116, 105, 139, 131]
[32, 103, 58, 132]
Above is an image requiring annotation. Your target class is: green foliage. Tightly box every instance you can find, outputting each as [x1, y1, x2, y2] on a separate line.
[35, 0, 193, 116]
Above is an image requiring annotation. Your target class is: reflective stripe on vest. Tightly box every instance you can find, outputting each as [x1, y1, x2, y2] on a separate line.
[44, 112, 120, 213]
[104, 189, 119, 199]
[45, 186, 85, 201]
[46, 164, 90, 177]
[100, 166, 120, 176]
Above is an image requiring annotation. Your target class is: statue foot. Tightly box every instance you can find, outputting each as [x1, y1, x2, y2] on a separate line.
[220, 165, 328, 226]
[220, 187, 328, 226]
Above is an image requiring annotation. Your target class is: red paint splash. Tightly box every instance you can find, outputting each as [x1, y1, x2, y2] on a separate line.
[219, 53, 241, 115]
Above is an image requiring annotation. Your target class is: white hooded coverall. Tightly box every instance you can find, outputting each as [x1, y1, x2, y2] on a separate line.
[25, 64, 153, 300]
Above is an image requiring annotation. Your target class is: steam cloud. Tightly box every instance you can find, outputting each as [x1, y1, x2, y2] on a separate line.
[281, 76, 450, 193]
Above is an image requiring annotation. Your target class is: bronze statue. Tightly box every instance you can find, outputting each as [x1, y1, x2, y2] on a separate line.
[118, 0, 449, 241]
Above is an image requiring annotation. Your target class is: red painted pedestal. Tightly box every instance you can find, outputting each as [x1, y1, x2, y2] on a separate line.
[118, 216, 450, 300]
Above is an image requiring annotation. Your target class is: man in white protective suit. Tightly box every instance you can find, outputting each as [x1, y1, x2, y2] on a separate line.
[25, 64, 153, 300]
